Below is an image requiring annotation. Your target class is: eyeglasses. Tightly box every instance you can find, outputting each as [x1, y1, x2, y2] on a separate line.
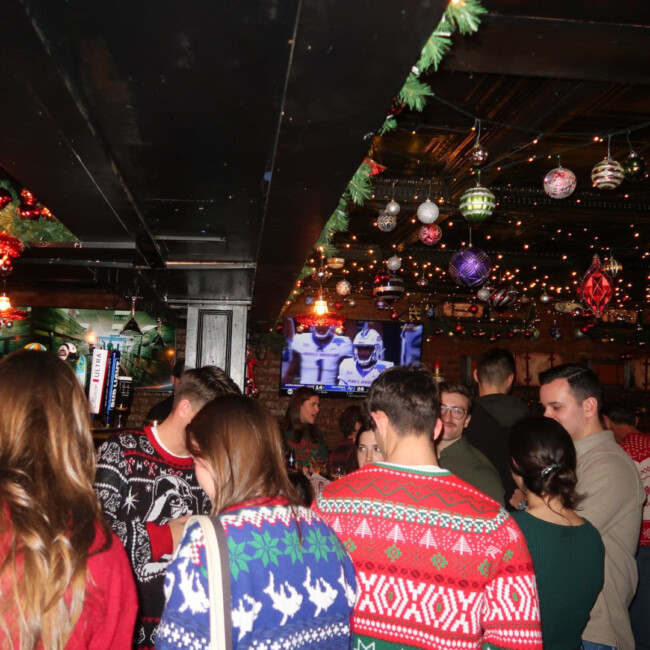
[439, 405, 468, 420]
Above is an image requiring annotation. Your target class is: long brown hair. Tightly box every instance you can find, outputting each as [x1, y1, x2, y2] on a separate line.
[0, 350, 110, 649]
[186, 394, 301, 514]
[279, 386, 319, 443]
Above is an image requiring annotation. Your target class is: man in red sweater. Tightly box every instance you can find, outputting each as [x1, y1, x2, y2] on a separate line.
[94, 366, 240, 649]
[313, 365, 542, 650]
[603, 403, 650, 650]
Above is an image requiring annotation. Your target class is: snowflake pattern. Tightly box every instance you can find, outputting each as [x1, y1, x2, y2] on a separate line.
[249, 530, 284, 568]
[305, 528, 332, 562]
[228, 536, 253, 580]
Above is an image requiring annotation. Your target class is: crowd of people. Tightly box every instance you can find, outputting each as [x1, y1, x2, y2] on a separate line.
[0, 346, 648, 650]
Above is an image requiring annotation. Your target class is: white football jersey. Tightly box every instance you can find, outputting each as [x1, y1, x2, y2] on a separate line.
[337, 358, 394, 388]
[291, 333, 353, 384]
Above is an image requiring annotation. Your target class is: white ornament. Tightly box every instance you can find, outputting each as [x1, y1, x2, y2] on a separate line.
[377, 212, 397, 232]
[385, 199, 400, 216]
[416, 198, 440, 224]
[386, 255, 401, 271]
[336, 279, 351, 296]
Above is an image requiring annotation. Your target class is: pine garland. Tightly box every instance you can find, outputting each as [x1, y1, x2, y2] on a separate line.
[280, 0, 486, 319]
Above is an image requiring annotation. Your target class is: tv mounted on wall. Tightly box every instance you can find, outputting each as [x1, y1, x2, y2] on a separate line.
[279, 317, 423, 398]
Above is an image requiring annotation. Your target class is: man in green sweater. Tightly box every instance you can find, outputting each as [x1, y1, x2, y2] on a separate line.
[436, 382, 505, 505]
[540, 364, 644, 650]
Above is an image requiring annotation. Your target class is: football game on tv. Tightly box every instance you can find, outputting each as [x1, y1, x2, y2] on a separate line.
[279, 317, 423, 397]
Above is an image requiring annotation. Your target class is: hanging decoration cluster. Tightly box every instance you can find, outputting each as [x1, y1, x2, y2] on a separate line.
[577, 255, 614, 318]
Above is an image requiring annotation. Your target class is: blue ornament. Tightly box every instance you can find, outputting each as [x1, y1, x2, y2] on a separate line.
[449, 247, 491, 288]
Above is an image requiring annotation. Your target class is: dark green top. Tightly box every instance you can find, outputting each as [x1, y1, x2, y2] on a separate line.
[437, 435, 505, 505]
[512, 511, 605, 650]
[283, 427, 329, 466]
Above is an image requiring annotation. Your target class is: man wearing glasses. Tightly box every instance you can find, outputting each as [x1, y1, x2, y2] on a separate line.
[436, 382, 505, 505]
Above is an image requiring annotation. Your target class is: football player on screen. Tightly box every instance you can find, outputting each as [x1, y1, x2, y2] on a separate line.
[282, 325, 353, 385]
[338, 327, 394, 388]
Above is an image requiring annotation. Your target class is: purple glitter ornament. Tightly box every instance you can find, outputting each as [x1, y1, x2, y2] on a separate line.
[449, 247, 491, 288]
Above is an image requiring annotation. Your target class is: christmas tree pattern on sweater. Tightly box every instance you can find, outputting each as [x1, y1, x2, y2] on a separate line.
[314, 463, 542, 650]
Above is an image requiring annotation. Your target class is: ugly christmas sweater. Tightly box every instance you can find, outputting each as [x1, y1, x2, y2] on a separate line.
[156, 496, 357, 650]
[94, 426, 211, 649]
[313, 462, 543, 650]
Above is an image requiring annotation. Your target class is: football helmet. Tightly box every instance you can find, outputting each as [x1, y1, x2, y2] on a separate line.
[312, 325, 334, 341]
[353, 328, 383, 367]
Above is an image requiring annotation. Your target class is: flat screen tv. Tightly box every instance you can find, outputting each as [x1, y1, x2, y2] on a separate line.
[279, 317, 423, 398]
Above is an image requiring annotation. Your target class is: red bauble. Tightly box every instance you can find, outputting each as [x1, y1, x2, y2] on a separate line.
[420, 224, 442, 245]
[576, 255, 613, 318]
[19, 203, 40, 220]
[454, 323, 465, 334]
[507, 331, 516, 339]
[0, 188, 12, 210]
[20, 188, 37, 205]
[334, 301, 345, 310]
[390, 310, 400, 320]
[469, 304, 479, 314]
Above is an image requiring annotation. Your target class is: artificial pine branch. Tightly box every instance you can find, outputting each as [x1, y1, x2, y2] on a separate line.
[378, 115, 397, 136]
[416, 27, 452, 74]
[444, 0, 486, 35]
[398, 74, 433, 112]
[348, 162, 373, 206]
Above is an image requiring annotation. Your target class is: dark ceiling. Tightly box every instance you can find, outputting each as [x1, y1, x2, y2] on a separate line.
[2, 1, 650, 329]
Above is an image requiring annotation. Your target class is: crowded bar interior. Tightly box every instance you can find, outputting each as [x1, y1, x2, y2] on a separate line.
[1, 1, 650, 649]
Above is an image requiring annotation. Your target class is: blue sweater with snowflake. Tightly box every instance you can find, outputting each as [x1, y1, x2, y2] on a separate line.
[156, 496, 356, 649]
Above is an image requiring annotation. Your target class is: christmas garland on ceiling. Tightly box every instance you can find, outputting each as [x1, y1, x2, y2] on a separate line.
[287, 0, 486, 299]
[0, 179, 77, 244]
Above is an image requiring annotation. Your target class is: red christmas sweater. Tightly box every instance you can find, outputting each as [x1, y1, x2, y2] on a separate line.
[620, 432, 650, 545]
[313, 462, 542, 650]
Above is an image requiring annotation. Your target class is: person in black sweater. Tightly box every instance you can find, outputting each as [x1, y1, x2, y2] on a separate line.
[146, 359, 184, 423]
[464, 348, 529, 506]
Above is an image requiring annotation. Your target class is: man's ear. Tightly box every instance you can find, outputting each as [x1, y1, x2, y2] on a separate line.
[463, 414, 472, 429]
[505, 373, 515, 391]
[473, 368, 479, 383]
[583, 396, 599, 420]
[176, 397, 195, 422]
[371, 410, 389, 438]
[432, 417, 443, 442]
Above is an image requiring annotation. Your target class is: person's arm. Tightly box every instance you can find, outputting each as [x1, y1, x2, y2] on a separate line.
[282, 351, 301, 384]
[86, 531, 138, 650]
[481, 518, 543, 649]
[156, 521, 211, 650]
[576, 450, 643, 534]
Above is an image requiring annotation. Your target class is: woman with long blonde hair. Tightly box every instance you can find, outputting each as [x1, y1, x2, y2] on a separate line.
[0, 350, 137, 649]
[157, 394, 356, 649]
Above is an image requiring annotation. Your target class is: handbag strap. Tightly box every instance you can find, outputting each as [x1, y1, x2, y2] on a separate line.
[209, 515, 233, 649]
[188, 515, 233, 649]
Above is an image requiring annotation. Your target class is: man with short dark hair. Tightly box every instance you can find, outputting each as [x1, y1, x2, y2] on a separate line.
[603, 402, 650, 650]
[437, 381, 504, 505]
[464, 348, 529, 504]
[95, 365, 240, 649]
[314, 366, 542, 649]
[540, 364, 644, 650]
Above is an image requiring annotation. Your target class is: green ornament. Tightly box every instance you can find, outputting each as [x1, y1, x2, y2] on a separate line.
[623, 151, 647, 182]
[459, 185, 495, 223]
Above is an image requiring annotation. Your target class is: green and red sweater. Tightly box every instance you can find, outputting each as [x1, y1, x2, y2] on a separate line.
[313, 462, 542, 650]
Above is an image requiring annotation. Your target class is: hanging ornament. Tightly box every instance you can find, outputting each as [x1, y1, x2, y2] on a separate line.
[469, 120, 488, 167]
[0, 189, 12, 210]
[591, 137, 624, 190]
[540, 291, 552, 304]
[476, 284, 493, 302]
[419, 224, 442, 245]
[336, 279, 351, 296]
[334, 301, 345, 310]
[417, 276, 429, 287]
[372, 271, 405, 303]
[469, 142, 488, 167]
[469, 304, 479, 314]
[425, 306, 436, 319]
[386, 255, 401, 272]
[449, 247, 491, 288]
[327, 257, 345, 270]
[347, 298, 356, 308]
[20, 189, 37, 205]
[603, 256, 622, 277]
[375, 298, 389, 310]
[390, 310, 400, 320]
[416, 198, 439, 224]
[543, 165, 577, 199]
[488, 285, 518, 310]
[0, 233, 23, 277]
[19, 203, 40, 220]
[39, 206, 55, 220]
[362, 156, 386, 177]
[377, 211, 397, 232]
[388, 97, 405, 116]
[550, 321, 563, 340]
[385, 199, 400, 216]
[459, 173, 495, 223]
[623, 151, 647, 182]
[577, 254, 613, 318]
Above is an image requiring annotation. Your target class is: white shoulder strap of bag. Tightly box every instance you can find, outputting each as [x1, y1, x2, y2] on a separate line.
[187, 515, 233, 649]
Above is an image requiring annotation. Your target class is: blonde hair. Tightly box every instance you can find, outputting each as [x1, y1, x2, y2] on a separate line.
[0, 350, 110, 649]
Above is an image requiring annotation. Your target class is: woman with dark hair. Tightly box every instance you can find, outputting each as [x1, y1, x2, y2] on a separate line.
[0, 350, 137, 649]
[328, 405, 364, 475]
[157, 394, 356, 649]
[509, 416, 604, 650]
[347, 415, 385, 471]
[280, 387, 329, 467]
